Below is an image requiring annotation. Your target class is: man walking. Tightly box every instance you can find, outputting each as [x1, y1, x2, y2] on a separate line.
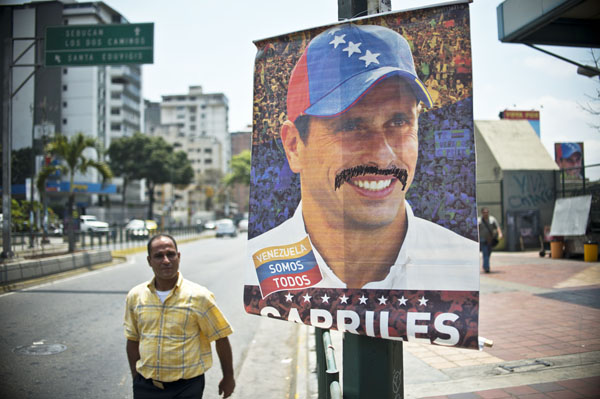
[478, 208, 503, 273]
[124, 234, 235, 398]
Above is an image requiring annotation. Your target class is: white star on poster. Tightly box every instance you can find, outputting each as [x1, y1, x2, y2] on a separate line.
[285, 293, 294, 302]
[418, 296, 429, 306]
[359, 295, 368, 304]
[303, 293, 312, 303]
[329, 34, 346, 49]
[359, 49, 380, 67]
[378, 296, 388, 305]
[327, 27, 342, 35]
[339, 294, 349, 304]
[398, 296, 408, 306]
[321, 294, 330, 304]
[343, 41, 361, 57]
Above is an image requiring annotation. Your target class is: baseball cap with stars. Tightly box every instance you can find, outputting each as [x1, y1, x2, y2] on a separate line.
[286, 23, 433, 123]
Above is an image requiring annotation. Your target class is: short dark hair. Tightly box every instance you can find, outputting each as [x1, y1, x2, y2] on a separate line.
[147, 234, 178, 256]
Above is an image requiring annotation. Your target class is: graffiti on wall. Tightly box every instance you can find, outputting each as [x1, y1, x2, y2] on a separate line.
[507, 172, 554, 209]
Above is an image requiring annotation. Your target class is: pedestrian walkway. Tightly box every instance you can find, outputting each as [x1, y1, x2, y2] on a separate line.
[405, 251, 600, 399]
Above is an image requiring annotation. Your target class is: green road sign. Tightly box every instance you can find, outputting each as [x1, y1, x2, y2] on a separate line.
[45, 23, 154, 66]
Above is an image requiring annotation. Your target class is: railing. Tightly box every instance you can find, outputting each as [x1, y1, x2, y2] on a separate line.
[316, 328, 342, 399]
[3, 225, 208, 256]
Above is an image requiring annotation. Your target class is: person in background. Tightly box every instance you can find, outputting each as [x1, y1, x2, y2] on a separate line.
[478, 207, 503, 273]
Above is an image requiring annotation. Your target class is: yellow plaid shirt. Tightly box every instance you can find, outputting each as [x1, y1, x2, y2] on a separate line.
[124, 273, 233, 382]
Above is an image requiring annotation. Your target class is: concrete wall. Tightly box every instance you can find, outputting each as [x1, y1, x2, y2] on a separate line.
[1, 250, 112, 285]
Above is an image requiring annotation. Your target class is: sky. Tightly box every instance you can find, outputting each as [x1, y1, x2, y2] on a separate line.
[63, 0, 600, 177]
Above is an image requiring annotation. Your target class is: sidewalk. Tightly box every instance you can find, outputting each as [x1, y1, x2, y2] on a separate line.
[404, 251, 600, 398]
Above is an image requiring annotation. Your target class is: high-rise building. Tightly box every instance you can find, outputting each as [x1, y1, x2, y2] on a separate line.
[0, 1, 144, 221]
[159, 86, 229, 173]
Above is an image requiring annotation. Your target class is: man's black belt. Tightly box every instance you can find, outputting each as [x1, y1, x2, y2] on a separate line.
[140, 374, 203, 390]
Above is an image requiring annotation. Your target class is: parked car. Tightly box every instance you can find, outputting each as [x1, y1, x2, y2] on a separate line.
[215, 219, 237, 238]
[125, 219, 149, 240]
[79, 215, 109, 235]
[204, 220, 216, 230]
[238, 219, 248, 232]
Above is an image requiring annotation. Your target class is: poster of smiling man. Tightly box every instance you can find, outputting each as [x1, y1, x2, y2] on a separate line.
[244, 2, 479, 348]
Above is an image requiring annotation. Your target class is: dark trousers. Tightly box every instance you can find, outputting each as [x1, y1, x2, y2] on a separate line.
[133, 374, 205, 399]
[480, 242, 492, 272]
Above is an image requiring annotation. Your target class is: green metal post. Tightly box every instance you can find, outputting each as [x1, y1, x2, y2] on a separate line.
[343, 333, 403, 398]
[316, 327, 327, 399]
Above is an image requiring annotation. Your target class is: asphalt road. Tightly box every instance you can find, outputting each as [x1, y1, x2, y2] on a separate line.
[0, 234, 259, 399]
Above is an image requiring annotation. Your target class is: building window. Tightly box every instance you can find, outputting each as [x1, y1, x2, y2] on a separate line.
[204, 159, 212, 164]
[111, 92, 120, 99]
[190, 125, 196, 131]
[63, 101, 67, 108]
[111, 123, 121, 130]
[204, 148, 212, 154]
[111, 108, 120, 115]
[62, 118, 67, 125]
[63, 68, 68, 75]
[62, 85, 67, 91]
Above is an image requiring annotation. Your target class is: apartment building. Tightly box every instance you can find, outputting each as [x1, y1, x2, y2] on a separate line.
[1, 1, 145, 222]
[159, 86, 229, 173]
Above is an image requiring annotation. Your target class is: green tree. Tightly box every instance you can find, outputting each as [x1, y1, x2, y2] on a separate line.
[107, 133, 146, 224]
[108, 133, 194, 220]
[36, 132, 112, 252]
[223, 150, 251, 187]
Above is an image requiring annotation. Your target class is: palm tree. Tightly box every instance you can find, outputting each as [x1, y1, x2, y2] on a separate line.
[36, 133, 113, 253]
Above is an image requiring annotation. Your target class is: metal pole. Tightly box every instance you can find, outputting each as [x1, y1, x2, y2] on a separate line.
[29, 110, 36, 248]
[2, 37, 14, 258]
[343, 333, 403, 398]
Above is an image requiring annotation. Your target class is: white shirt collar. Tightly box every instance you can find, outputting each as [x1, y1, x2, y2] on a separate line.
[294, 200, 413, 289]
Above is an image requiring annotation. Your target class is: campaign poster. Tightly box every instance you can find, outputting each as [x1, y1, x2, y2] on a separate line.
[554, 142, 584, 180]
[245, 3, 479, 349]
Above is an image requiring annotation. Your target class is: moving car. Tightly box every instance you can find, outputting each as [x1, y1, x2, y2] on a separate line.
[125, 219, 148, 240]
[79, 215, 109, 235]
[215, 219, 237, 238]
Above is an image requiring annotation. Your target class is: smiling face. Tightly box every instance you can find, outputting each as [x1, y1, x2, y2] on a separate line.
[284, 77, 419, 230]
[147, 236, 180, 290]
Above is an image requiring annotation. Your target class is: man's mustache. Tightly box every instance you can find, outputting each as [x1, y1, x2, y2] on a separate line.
[334, 165, 408, 191]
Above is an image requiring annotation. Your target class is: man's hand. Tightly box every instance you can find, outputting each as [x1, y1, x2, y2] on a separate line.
[218, 374, 235, 398]
[215, 337, 235, 397]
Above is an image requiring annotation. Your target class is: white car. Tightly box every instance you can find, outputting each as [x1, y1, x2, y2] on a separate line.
[215, 219, 237, 238]
[238, 219, 248, 232]
[79, 215, 109, 235]
[125, 219, 149, 240]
